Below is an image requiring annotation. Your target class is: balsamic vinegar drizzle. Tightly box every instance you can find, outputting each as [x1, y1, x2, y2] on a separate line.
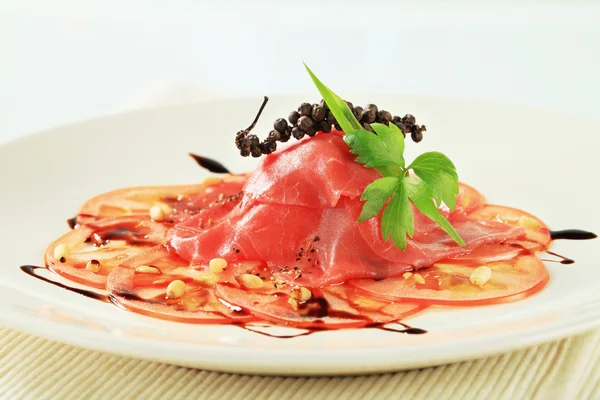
[20, 265, 109, 302]
[543, 251, 575, 265]
[239, 322, 427, 339]
[549, 229, 597, 241]
[66, 216, 78, 230]
[240, 325, 318, 339]
[188, 153, 231, 174]
[372, 322, 428, 335]
[540, 229, 596, 264]
[21, 265, 426, 337]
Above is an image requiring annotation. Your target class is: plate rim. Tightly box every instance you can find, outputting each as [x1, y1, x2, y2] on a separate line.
[2, 296, 599, 376]
[1, 96, 599, 375]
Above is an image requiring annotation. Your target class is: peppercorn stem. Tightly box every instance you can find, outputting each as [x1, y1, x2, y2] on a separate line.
[246, 96, 270, 131]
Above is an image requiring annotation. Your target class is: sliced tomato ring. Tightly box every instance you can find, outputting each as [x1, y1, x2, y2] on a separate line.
[77, 184, 202, 222]
[446, 243, 524, 264]
[107, 246, 254, 324]
[455, 182, 486, 214]
[45, 216, 168, 288]
[76, 175, 247, 225]
[215, 283, 425, 329]
[350, 254, 549, 306]
[468, 204, 551, 249]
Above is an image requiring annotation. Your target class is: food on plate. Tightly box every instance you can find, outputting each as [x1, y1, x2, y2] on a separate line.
[26, 64, 596, 335]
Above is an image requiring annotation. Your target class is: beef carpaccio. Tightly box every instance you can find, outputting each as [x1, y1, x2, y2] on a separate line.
[38, 130, 557, 331]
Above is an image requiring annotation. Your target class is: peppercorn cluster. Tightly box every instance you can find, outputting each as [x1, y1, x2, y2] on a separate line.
[235, 99, 426, 157]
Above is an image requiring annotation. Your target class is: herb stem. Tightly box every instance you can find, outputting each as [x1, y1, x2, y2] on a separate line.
[246, 96, 269, 131]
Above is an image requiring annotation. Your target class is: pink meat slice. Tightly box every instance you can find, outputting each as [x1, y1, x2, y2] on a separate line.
[168, 131, 524, 287]
[243, 131, 380, 208]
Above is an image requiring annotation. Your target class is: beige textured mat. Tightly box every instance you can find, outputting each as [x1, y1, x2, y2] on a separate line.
[0, 328, 598, 399]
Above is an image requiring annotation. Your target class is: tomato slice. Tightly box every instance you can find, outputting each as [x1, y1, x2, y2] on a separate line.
[213, 260, 426, 329]
[76, 175, 247, 224]
[467, 204, 551, 249]
[447, 243, 524, 264]
[350, 254, 549, 306]
[455, 182, 486, 214]
[215, 284, 425, 329]
[106, 246, 255, 323]
[45, 216, 168, 288]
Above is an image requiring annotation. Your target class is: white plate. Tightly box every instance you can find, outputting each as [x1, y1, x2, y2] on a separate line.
[1, 95, 599, 375]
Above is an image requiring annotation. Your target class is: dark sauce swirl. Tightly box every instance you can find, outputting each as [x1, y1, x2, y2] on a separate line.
[21, 265, 426, 337]
[550, 229, 597, 241]
[188, 153, 231, 174]
[20, 265, 109, 302]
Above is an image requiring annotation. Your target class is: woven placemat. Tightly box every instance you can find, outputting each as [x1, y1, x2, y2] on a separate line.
[1, 327, 598, 400]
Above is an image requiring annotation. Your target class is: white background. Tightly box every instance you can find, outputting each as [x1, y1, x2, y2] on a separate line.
[1, 0, 599, 142]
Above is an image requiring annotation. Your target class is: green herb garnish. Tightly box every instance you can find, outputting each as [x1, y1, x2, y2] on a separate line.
[304, 62, 465, 250]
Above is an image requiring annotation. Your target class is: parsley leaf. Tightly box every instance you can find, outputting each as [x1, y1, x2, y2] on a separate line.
[403, 177, 466, 247]
[370, 123, 405, 167]
[358, 177, 401, 222]
[304, 63, 465, 250]
[408, 152, 459, 210]
[344, 129, 404, 168]
[381, 185, 413, 250]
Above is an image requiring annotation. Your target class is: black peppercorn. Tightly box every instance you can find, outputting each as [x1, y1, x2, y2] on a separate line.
[267, 130, 280, 142]
[305, 126, 317, 137]
[298, 102, 312, 117]
[363, 104, 378, 123]
[233, 96, 426, 158]
[326, 112, 336, 126]
[411, 130, 423, 143]
[403, 114, 416, 126]
[319, 120, 332, 133]
[353, 106, 363, 121]
[247, 134, 261, 157]
[235, 130, 247, 150]
[247, 134, 259, 145]
[312, 105, 326, 121]
[297, 116, 313, 131]
[288, 111, 300, 126]
[319, 99, 329, 111]
[292, 127, 305, 140]
[378, 110, 392, 123]
[260, 140, 277, 154]
[279, 129, 291, 142]
[274, 118, 288, 134]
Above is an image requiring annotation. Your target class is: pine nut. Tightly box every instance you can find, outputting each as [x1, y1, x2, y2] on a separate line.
[202, 177, 223, 185]
[239, 274, 263, 289]
[519, 215, 540, 229]
[53, 244, 70, 262]
[470, 266, 492, 286]
[166, 280, 186, 298]
[135, 265, 161, 274]
[209, 258, 228, 273]
[85, 260, 100, 272]
[191, 271, 219, 286]
[291, 286, 312, 301]
[149, 205, 166, 221]
[288, 298, 298, 311]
